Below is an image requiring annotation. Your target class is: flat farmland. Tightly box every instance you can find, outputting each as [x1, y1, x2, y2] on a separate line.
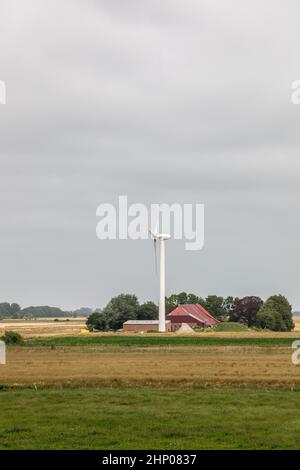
[0, 319, 86, 338]
[2, 318, 300, 339]
[2, 333, 300, 450]
[1, 344, 300, 388]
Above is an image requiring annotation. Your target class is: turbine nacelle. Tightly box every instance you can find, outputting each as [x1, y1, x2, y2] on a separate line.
[149, 231, 171, 241]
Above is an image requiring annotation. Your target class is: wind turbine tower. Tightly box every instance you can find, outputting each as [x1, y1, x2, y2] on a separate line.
[149, 230, 171, 332]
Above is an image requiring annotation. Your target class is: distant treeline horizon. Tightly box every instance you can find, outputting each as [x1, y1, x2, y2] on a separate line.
[0, 303, 93, 319]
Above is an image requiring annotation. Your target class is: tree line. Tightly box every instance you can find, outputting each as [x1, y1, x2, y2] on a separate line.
[0, 303, 92, 319]
[87, 292, 294, 332]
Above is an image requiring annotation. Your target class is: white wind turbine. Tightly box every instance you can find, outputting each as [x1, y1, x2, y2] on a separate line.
[149, 225, 171, 333]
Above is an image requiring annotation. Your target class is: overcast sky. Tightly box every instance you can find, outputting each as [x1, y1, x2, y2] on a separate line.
[0, 0, 300, 310]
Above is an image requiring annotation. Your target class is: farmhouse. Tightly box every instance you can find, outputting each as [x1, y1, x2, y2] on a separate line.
[123, 320, 172, 332]
[167, 304, 219, 331]
[122, 304, 218, 333]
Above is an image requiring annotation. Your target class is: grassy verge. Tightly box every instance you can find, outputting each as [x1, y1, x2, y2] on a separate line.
[1, 386, 300, 449]
[26, 335, 296, 348]
[212, 322, 249, 332]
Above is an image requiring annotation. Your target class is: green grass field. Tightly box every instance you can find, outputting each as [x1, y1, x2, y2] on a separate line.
[3, 333, 300, 449]
[26, 335, 295, 348]
[1, 387, 300, 449]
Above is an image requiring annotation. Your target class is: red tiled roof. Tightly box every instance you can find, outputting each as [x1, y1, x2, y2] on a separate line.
[167, 304, 219, 326]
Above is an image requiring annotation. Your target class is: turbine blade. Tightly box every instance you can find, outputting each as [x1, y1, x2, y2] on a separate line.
[149, 218, 159, 238]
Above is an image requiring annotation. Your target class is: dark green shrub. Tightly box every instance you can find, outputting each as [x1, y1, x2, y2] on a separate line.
[86, 312, 109, 331]
[1, 331, 24, 345]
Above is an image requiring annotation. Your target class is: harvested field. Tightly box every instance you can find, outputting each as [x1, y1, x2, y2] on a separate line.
[293, 317, 300, 331]
[1, 345, 300, 388]
[0, 319, 86, 338]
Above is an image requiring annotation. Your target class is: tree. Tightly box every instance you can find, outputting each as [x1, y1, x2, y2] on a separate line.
[72, 307, 93, 318]
[256, 295, 294, 331]
[256, 308, 278, 330]
[86, 311, 109, 331]
[165, 292, 189, 313]
[0, 303, 10, 319]
[269, 295, 294, 331]
[165, 294, 180, 313]
[203, 296, 227, 321]
[103, 294, 139, 330]
[137, 302, 158, 320]
[21, 306, 67, 318]
[186, 293, 202, 304]
[222, 296, 238, 318]
[10, 303, 21, 318]
[229, 296, 263, 327]
[165, 292, 203, 314]
[0, 302, 21, 319]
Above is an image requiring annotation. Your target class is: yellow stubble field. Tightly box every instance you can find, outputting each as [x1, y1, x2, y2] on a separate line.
[1, 317, 300, 389]
[0, 319, 87, 338]
[1, 345, 300, 388]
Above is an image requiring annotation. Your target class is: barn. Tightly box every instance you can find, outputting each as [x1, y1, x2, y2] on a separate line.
[166, 304, 219, 331]
[123, 320, 172, 332]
